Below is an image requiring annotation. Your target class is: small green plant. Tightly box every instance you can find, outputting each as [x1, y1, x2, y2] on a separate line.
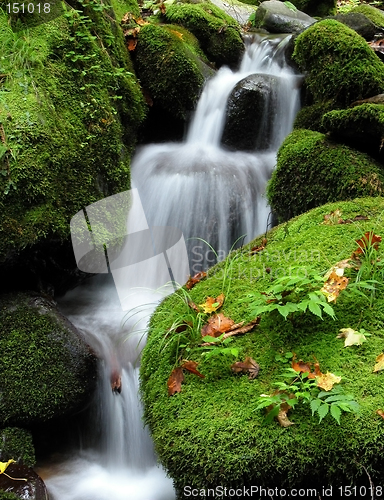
[256, 361, 359, 425]
[242, 267, 336, 321]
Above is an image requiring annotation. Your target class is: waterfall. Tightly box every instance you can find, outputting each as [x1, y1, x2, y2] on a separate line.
[42, 34, 300, 500]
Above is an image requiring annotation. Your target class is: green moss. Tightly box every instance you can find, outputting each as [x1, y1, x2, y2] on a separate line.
[0, 293, 97, 426]
[267, 129, 384, 222]
[293, 100, 337, 132]
[351, 3, 384, 28]
[293, 19, 384, 106]
[110, 0, 141, 19]
[0, 493, 20, 500]
[141, 197, 384, 494]
[163, 2, 244, 66]
[0, 3, 146, 262]
[0, 427, 35, 467]
[322, 103, 384, 146]
[134, 23, 207, 119]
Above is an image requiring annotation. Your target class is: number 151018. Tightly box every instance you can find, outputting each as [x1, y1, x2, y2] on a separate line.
[5, 3, 51, 13]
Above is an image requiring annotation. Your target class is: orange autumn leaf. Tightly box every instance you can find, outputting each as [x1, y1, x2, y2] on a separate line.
[321, 271, 349, 303]
[291, 354, 321, 379]
[167, 367, 184, 396]
[201, 313, 235, 337]
[250, 237, 268, 255]
[316, 371, 341, 391]
[185, 271, 207, 290]
[231, 357, 260, 380]
[354, 231, 382, 255]
[127, 38, 138, 51]
[199, 293, 225, 314]
[373, 353, 384, 373]
[180, 360, 205, 378]
[376, 409, 384, 419]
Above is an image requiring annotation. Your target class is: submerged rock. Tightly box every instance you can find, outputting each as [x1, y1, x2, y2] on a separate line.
[0, 293, 97, 427]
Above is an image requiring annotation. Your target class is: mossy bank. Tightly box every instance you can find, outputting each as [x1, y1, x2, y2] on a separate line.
[141, 197, 384, 497]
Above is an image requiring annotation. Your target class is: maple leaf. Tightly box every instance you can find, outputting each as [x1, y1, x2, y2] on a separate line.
[354, 231, 382, 255]
[199, 293, 225, 314]
[321, 270, 349, 303]
[167, 367, 184, 396]
[373, 353, 384, 373]
[322, 209, 343, 225]
[337, 328, 367, 347]
[201, 313, 235, 337]
[316, 371, 341, 391]
[185, 271, 207, 290]
[230, 357, 260, 379]
[291, 354, 321, 379]
[180, 360, 205, 378]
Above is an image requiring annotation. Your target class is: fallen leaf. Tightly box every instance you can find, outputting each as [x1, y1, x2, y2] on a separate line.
[291, 354, 320, 379]
[185, 271, 207, 290]
[200, 317, 260, 345]
[321, 270, 349, 302]
[373, 353, 384, 373]
[316, 371, 341, 391]
[376, 409, 384, 419]
[134, 16, 149, 26]
[322, 209, 343, 225]
[188, 300, 200, 313]
[231, 357, 260, 379]
[199, 293, 225, 314]
[250, 237, 268, 255]
[123, 27, 140, 38]
[354, 231, 382, 256]
[340, 215, 369, 224]
[173, 321, 193, 334]
[337, 328, 367, 347]
[127, 38, 138, 51]
[167, 367, 184, 396]
[201, 313, 235, 337]
[180, 360, 205, 378]
[0, 460, 15, 474]
[276, 401, 294, 427]
[323, 259, 353, 280]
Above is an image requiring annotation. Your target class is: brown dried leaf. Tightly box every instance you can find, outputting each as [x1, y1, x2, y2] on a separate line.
[201, 313, 235, 337]
[188, 300, 200, 313]
[373, 353, 384, 373]
[127, 38, 138, 51]
[199, 293, 225, 314]
[226, 317, 260, 336]
[185, 271, 207, 290]
[167, 367, 184, 396]
[276, 402, 294, 427]
[250, 237, 268, 255]
[321, 271, 349, 303]
[354, 231, 382, 256]
[180, 360, 205, 378]
[231, 357, 259, 379]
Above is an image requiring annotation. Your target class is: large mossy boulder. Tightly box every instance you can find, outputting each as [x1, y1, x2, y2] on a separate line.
[221, 74, 278, 151]
[140, 197, 384, 496]
[163, 2, 244, 66]
[134, 23, 212, 121]
[267, 129, 384, 222]
[293, 19, 384, 107]
[0, 293, 97, 427]
[254, 0, 316, 33]
[0, 3, 146, 293]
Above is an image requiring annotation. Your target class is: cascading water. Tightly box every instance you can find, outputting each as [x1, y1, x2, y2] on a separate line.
[42, 33, 300, 500]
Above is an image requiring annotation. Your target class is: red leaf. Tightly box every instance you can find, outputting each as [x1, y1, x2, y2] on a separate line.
[185, 271, 207, 290]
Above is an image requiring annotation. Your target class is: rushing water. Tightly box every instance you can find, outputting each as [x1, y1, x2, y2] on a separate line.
[42, 34, 300, 500]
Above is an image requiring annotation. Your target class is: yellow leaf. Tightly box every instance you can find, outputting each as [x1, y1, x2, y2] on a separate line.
[321, 271, 349, 302]
[337, 328, 367, 347]
[374, 353, 384, 373]
[0, 459, 15, 474]
[198, 293, 225, 314]
[316, 372, 341, 391]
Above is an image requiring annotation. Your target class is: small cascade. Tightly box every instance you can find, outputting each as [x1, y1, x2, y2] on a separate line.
[43, 33, 301, 500]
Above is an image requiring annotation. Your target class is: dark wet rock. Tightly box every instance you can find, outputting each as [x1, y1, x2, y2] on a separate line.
[0, 463, 48, 500]
[254, 0, 316, 34]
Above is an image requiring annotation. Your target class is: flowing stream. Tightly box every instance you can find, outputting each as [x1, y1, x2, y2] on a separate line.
[42, 33, 300, 500]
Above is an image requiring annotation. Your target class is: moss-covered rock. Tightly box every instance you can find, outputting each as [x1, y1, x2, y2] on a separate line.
[0, 2, 146, 291]
[0, 427, 36, 467]
[267, 129, 384, 222]
[163, 2, 244, 66]
[351, 3, 384, 29]
[322, 103, 384, 157]
[140, 197, 384, 496]
[293, 19, 384, 106]
[293, 100, 335, 132]
[134, 23, 211, 120]
[0, 292, 97, 426]
[0, 493, 20, 500]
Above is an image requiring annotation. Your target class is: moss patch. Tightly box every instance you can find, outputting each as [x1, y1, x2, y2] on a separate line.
[0, 293, 97, 426]
[0, 3, 146, 263]
[351, 3, 384, 28]
[267, 128, 384, 222]
[293, 19, 384, 106]
[141, 197, 384, 495]
[163, 2, 244, 66]
[0, 427, 35, 467]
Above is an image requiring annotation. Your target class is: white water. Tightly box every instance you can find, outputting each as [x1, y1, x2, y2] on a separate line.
[43, 34, 300, 500]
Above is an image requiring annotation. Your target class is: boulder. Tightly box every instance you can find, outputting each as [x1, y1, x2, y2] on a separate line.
[329, 12, 378, 40]
[267, 128, 384, 221]
[0, 463, 47, 500]
[221, 74, 278, 151]
[254, 0, 316, 33]
[0, 293, 97, 427]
